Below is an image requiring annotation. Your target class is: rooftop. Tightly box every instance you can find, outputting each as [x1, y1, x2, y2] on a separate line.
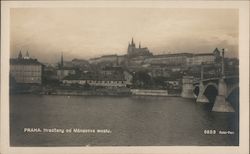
[10, 58, 42, 65]
[152, 53, 193, 58]
[193, 53, 214, 56]
[151, 52, 214, 58]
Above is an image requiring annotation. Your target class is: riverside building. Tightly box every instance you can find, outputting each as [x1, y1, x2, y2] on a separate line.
[10, 51, 43, 84]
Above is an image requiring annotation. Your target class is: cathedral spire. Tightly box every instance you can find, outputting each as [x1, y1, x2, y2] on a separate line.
[18, 50, 22, 59]
[24, 50, 30, 59]
[131, 37, 134, 45]
[26, 50, 29, 57]
[139, 42, 141, 48]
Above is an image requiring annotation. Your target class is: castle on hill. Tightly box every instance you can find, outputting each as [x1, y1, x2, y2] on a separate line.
[127, 38, 153, 58]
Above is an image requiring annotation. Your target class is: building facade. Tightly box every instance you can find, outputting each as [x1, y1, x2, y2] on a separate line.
[188, 53, 215, 65]
[10, 51, 43, 84]
[62, 74, 127, 87]
[144, 53, 191, 66]
[144, 48, 220, 67]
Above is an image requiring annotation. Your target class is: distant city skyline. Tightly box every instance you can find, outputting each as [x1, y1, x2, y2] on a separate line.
[10, 8, 238, 63]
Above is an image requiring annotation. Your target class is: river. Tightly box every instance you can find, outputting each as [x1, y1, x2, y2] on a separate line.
[10, 94, 239, 146]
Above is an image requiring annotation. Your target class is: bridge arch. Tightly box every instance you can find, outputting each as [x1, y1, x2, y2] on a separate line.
[193, 85, 200, 98]
[202, 82, 218, 103]
[226, 84, 239, 98]
[203, 82, 218, 91]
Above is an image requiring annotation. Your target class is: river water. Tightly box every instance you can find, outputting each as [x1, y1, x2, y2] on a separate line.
[10, 94, 239, 146]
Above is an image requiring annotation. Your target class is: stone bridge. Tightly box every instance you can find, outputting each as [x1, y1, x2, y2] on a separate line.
[181, 76, 239, 112]
[181, 49, 239, 112]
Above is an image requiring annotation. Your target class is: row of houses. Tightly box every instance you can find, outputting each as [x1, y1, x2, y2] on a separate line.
[62, 71, 133, 88]
[89, 49, 220, 69]
[134, 50, 218, 66]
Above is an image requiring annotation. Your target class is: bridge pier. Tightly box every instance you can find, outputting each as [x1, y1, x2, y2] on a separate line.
[196, 82, 209, 103]
[196, 64, 209, 103]
[212, 79, 235, 112]
[181, 76, 195, 98]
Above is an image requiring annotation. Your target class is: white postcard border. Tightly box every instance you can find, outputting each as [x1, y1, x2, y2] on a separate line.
[1, 1, 249, 154]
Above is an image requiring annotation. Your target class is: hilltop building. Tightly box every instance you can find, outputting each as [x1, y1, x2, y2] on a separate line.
[187, 53, 215, 65]
[144, 48, 221, 67]
[144, 53, 192, 66]
[86, 37, 222, 76]
[88, 38, 152, 66]
[10, 51, 43, 84]
[127, 38, 153, 58]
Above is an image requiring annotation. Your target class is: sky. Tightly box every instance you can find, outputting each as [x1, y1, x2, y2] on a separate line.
[10, 8, 238, 63]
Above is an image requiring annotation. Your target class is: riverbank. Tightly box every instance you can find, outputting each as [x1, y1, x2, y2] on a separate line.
[10, 84, 181, 97]
[130, 89, 179, 97]
[43, 88, 131, 96]
[47, 89, 179, 97]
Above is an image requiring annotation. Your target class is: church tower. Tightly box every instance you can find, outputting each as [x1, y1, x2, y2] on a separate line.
[131, 38, 135, 47]
[18, 50, 22, 59]
[23, 51, 30, 59]
[127, 38, 136, 55]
